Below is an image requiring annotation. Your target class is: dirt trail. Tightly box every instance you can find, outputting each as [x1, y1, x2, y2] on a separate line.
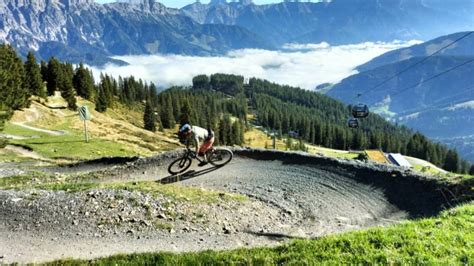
[11, 122, 66, 136]
[4, 145, 52, 162]
[0, 149, 463, 264]
[0, 133, 31, 140]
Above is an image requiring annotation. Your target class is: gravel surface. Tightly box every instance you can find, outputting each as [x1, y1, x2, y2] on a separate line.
[0, 149, 467, 264]
[0, 189, 285, 264]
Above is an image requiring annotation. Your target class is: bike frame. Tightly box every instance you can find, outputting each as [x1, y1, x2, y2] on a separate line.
[183, 146, 213, 163]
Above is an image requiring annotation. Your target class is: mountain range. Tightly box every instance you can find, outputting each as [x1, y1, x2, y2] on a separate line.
[1, 0, 473, 64]
[181, 0, 474, 46]
[0, 0, 271, 65]
[327, 31, 474, 162]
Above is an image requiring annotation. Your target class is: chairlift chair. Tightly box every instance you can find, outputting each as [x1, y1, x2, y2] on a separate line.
[347, 118, 359, 128]
[351, 103, 369, 118]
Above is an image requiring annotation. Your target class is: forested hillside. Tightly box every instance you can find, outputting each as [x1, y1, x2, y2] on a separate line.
[0, 44, 471, 173]
[241, 79, 471, 173]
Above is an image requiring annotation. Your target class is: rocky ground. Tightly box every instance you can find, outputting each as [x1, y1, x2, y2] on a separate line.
[0, 149, 467, 264]
[0, 188, 286, 263]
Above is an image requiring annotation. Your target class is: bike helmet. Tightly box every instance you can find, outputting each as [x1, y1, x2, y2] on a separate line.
[178, 124, 192, 142]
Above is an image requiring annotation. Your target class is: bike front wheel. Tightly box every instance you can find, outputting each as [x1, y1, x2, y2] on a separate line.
[208, 148, 233, 167]
[168, 156, 192, 175]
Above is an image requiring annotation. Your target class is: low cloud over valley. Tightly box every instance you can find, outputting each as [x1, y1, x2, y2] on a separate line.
[91, 41, 420, 90]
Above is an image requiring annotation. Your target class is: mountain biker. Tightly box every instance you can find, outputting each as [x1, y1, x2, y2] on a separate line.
[178, 124, 215, 166]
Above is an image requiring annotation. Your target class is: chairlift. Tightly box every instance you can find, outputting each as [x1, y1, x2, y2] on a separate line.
[347, 118, 359, 128]
[351, 103, 369, 118]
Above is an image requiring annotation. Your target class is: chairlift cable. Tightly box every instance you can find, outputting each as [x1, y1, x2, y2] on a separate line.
[354, 31, 474, 100]
[395, 85, 474, 116]
[382, 58, 474, 100]
[369, 57, 474, 106]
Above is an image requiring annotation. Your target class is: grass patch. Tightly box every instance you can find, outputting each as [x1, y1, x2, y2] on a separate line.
[9, 134, 133, 160]
[106, 181, 247, 204]
[0, 173, 246, 204]
[0, 148, 34, 162]
[0, 171, 106, 190]
[0, 172, 56, 189]
[48, 203, 474, 265]
[413, 164, 442, 175]
[3, 122, 49, 137]
[4, 121, 134, 160]
[36, 182, 98, 192]
[244, 127, 287, 150]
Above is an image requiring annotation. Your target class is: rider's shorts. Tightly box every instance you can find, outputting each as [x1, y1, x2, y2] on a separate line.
[199, 137, 215, 156]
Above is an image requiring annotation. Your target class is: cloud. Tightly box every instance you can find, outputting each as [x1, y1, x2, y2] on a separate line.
[90, 41, 421, 90]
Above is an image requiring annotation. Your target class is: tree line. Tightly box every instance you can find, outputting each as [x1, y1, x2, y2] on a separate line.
[155, 87, 246, 146]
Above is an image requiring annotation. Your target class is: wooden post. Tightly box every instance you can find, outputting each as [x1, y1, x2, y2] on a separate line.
[84, 120, 89, 143]
[273, 132, 276, 150]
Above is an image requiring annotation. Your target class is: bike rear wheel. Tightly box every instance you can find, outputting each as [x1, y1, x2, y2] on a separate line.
[208, 148, 233, 167]
[168, 156, 192, 175]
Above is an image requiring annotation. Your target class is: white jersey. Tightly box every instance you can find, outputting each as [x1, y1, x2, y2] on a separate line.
[191, 126, 210, 146]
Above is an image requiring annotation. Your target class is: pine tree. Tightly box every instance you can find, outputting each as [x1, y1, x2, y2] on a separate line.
[298, 138, 307, 152]
[59, 64, 77, 110]
[286, 137, 292, 151]
[161, 95, 176, 129]
[24, 51, 46, 98]
[192, 75, 210, 90]
[469, 165, 474, 175]
[222, 115, 233, 145]
[95, 85, 108, 113]
[0, 44, 30, 110]
[444, 149, 460, 173]
[61, 78, 77, 110]
[45, 57, 62, 96]
[99, 74, 115, 107]
[0, 105, 9, 148]
[231, 120, 242, 146]
[0, 104, 10, 132]
[73, 63, 95, 101]
[180, 99, 193, 125]
[144, 100, 156, 132]
[40, 60, 48, 82]
[239, 120, 245, 144]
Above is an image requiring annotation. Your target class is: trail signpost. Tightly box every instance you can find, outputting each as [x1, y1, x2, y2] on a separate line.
[79, 106, 91, 143]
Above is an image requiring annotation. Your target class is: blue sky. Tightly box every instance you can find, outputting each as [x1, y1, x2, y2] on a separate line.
[95, 1, 283, 8]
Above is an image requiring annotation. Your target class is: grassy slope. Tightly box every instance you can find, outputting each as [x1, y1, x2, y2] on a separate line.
[245, 127, 360, 160]
[49, 203, 473, 265]
[1, 96, 179, 161]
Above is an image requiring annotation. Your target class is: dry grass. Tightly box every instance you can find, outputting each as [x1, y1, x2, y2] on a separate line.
[365, 150, 391, 164]
[9, 95, 180, 158]
[244, 128, 287, 150]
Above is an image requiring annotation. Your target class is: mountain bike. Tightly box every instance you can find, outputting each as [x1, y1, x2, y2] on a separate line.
[168, 147, 233, 175]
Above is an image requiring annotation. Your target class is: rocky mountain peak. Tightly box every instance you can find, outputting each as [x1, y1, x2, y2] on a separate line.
[111, 0, 173, 15]
[210, 0, 227, 6]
